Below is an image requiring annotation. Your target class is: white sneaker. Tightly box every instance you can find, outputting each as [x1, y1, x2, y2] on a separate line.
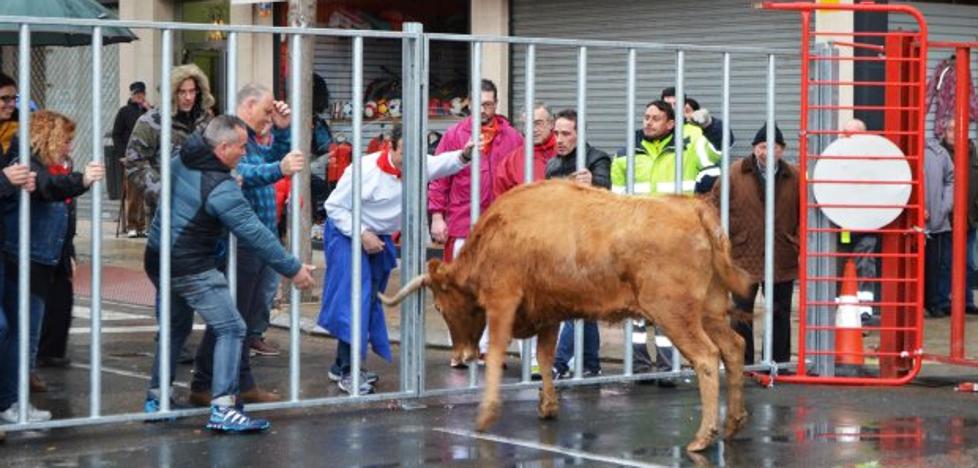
[127, 229, 139, 238]
[0, 401, 52, 423]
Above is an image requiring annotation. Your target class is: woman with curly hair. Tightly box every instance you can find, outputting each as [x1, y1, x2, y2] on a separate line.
[0, 110, 103, 423]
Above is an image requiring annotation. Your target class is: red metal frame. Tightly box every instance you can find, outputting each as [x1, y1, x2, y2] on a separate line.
[919, 42, 977, 367]
[762, 2, 929, 386]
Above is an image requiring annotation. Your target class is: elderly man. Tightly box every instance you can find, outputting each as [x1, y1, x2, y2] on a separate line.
[187, 83, 305, 407]
[493, 103, 557, 197]
[142, 115, 314, 432]
[709, 123, 799, 365]
[113, 81, 151, 237]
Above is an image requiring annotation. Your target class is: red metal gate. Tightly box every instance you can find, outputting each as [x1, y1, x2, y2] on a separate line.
[762, 2, 929, 385]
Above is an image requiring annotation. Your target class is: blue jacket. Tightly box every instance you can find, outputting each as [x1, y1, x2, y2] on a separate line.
[144, 133, 301, 279]
[3, 155, 88, 266]
[236, 126, 291, 232]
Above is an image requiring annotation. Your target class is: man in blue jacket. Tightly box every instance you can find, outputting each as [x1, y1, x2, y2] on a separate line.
[143, 115, 314, 432]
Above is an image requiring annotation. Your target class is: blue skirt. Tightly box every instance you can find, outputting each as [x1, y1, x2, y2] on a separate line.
[316, 219, 397, 362]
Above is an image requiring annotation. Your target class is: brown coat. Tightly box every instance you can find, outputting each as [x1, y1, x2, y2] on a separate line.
[709, 155, 800, 283]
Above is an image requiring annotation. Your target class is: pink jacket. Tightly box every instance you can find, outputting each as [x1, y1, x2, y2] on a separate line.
[428, 115, 524, 237]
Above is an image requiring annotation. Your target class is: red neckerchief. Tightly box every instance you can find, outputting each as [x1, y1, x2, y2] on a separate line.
[480, 116, 501, 154]
[537, 133, 556, 156]
[48, 163, 72, 204]
[376, 148, 402, 179]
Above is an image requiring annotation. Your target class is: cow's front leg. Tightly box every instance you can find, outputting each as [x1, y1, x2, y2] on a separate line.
[475, 300, 517, 431]
[535, 325, 559, 420]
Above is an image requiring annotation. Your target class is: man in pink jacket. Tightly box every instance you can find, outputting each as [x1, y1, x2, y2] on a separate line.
[428, 79, 523, 367]
[429, 79, 523, 262]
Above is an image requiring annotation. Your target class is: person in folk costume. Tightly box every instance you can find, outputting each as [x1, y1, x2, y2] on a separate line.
[318, 125, 474, 394]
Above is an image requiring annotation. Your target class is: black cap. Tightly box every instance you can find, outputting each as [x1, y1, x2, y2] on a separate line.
[130, 81, 146, 94]
[752, 123, 786, 147]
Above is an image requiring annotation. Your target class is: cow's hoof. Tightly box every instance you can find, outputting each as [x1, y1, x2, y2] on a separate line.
[686, 436, 713, 453]
[724, 411, 748, 438]
[475, 401, 500, 431]
[537, 399, 559, 420]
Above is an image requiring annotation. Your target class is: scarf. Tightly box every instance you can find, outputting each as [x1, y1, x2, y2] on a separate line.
[537, 133, 556, 155]
[0, 121, 17, 154]
[376, 148, 401, 179]
[48, 163, 72, 204]
[480, 115, 502, 154]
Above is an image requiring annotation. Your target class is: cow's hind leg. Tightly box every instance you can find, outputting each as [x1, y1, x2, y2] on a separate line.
[701, 285, 748, 438]
[648, 303, 722, 452]
[475, 295, 519, 432]
[535, 324, 559, 420]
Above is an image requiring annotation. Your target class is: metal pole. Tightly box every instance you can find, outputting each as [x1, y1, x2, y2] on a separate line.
[16, 23, 31, 424]
[289, 32, 304, 401]
[671, 49, 685, 373]
[226, 32, 238, 303]
[623, 47, 636, 376]
[158, 29, 173, 412]
[416, 32, 430, 395]
[468, 41, 481, 388]
[573, 46, 587, 379]
[521, 43, 536, 383]
[349, 35, 363, 397]
[763, 54, 777, 368]
[90, 25, 104, 417]
[950, 45, 970, 359]
[399, 22, 424, 394]
[720, 52, 732, 234]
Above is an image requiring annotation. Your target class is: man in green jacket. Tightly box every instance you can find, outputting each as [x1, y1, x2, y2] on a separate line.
[610, 100, 721, 383]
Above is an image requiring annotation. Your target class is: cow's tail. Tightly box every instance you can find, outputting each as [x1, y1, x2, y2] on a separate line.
[696, 202, 753, 300]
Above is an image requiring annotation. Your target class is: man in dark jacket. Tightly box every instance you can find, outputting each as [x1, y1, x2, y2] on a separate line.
[545, 109, 611, 378]
[112, 81, 150, 237]
[142, 115, 314, 433]
[940, 117, 978, 314]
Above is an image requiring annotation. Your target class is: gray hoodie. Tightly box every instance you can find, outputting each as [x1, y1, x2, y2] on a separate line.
[924, 138, 954, 234]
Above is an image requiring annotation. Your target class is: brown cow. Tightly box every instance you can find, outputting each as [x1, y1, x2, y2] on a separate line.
[380, 180, 752, 452]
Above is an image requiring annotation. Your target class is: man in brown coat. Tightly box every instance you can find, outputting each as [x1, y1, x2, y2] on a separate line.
[708, 123, 799, 364]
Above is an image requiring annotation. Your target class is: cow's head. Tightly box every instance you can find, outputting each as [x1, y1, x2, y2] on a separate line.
[377, 259, 484, 365]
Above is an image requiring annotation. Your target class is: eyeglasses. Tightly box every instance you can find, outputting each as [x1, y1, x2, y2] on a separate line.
[0, 95, 16, 104]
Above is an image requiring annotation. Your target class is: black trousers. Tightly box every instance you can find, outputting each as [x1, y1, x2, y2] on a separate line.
[732, 281, 794, 365]
[38, 266, 73, 360]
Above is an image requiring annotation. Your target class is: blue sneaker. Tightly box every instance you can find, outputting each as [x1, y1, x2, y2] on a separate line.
[143, 396, 181, 422]
[206, 406, 270, 433]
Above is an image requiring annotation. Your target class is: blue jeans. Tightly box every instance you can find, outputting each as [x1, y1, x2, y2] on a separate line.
[0, 264, 45, 410]
[553, 320, 601, 373]
[966, 229, 978, 308]
[925, 231, 952, 313]
[148, 269, 246, 401]
[236, 247, 279, 339]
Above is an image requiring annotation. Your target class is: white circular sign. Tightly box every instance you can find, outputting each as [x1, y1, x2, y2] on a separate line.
[811, 135, 912, 230]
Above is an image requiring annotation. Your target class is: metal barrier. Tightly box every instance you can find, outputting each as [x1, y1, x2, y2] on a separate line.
[0, 14, 791, 433]
[760, 2, 929, 385]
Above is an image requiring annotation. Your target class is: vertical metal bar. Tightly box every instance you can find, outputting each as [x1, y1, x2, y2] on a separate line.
[521, 44, 535, 383]
[416, 33, 430, 395]
[720, 52, 732, 234]
[763, 54, 777, 367]
[950, 45, 969, 359]
[89, 25, 104, 418]
[573, 46, 587, 380]
[158, 29, 174, 412]
[349, 35, 364, 396]
[16, 23, 31, 424]
[624, 48, 636, 376]
[671, 49, 685, 373]
[468, 41, 481, 388]
[400, 22, 424, 394]
[288, 32, 303, 401]
[226, 32, 238, 303]
[797, 12, 812, 377]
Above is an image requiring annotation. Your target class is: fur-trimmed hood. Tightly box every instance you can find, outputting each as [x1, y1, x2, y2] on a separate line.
[170, 63, 215, 116]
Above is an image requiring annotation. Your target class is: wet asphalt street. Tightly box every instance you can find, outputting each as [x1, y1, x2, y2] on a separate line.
[3, 301, 978, 467]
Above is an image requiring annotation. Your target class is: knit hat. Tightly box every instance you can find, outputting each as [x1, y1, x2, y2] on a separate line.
[751, 123, 786, 147]
[129, 81, 146, 94]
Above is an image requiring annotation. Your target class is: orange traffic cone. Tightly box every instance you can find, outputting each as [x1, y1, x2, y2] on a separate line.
[835, 259, 865, 372]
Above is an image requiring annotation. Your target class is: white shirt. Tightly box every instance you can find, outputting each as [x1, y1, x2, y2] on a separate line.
[325, 149, 468, 237]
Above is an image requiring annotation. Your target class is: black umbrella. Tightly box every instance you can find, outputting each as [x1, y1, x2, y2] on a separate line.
[0, 0, 137, 47]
